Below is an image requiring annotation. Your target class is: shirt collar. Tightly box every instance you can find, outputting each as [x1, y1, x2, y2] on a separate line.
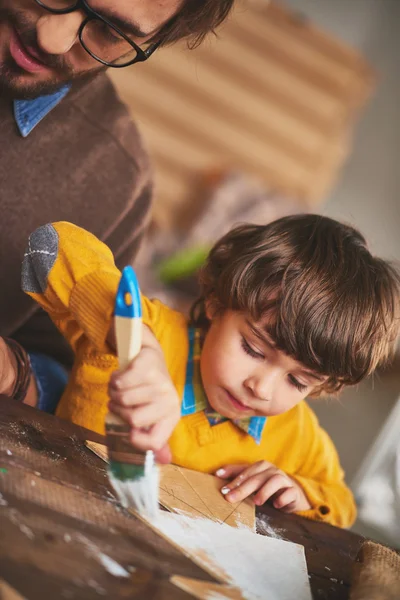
[182, 328, 267, 444]
[14, 84, 71, 137]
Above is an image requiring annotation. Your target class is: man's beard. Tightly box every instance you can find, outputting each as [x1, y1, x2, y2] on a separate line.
[0, 5, 106, 99]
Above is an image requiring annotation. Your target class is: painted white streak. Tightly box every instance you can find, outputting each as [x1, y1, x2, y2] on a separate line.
[255, 514, 284, 539]
[96, 553, 131, 578]
[108, 455, 159, 519]
[77, 534, 131, 578]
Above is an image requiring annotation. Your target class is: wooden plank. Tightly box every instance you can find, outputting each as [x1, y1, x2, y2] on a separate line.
[0, 399, 365, 600]
[85, 442, 256, 532]
[0, 579, 26, 600]
[171, 575, 246, 600]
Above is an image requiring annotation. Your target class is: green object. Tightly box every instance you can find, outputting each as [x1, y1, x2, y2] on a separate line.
[109, 461, 144, 482]
[158, 245, 211, 284]
[0, 468, 7, 474]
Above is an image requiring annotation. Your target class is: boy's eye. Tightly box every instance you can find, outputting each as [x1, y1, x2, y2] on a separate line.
[241, 337, 264, 359]
[288, 375, 307, 393]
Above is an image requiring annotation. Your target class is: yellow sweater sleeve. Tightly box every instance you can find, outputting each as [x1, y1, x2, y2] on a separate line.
[22, 221, 158, 352]
[291, 404, 356, 528]
[21, 221, 185, 435]
[22, 222, 121, 353]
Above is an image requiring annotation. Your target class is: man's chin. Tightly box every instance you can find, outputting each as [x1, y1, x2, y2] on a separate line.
[0, 76, 67, 99]
[0, 63, 106, 100]
[0, 61, 67, 99]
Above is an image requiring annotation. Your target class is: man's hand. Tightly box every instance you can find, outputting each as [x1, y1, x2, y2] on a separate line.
[0, 337, 17, 397]
[215, 461, 312, 513]
[107, 325, 180, 464]
[0, 337, 37, 407]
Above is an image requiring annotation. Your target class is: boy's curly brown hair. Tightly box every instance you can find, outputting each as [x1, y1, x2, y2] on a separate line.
[191, 215, 400, 394]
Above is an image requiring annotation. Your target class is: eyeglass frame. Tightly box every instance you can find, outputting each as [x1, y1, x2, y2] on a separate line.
[33, 0, 162, 68]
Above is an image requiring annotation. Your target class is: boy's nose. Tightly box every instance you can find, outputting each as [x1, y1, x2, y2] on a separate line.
[36, 12, 85, 55]
[244, 370, 277, 402]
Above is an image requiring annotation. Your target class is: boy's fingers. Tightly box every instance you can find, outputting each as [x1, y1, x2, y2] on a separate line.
[223, 471, 271, 504]
[220, 461, 272, 494]
[108, 384, 157, 407]
[253, 473, 292, 506]
[107, 403, 163, 430]
[109, 361, 155, 391]
[154, 444, 172, 464]
[272, 487, 297, 511]
[215, 464, 250, 479]
[109, 364, 138, 390]
[129, 414, 178, 453]
[112, 401, 170, 429]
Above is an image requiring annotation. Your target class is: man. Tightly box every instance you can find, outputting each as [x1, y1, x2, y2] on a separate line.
[0, 0, 234, 457]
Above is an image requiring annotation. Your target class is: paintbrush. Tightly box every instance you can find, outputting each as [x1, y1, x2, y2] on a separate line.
[105, 266, 159, 519]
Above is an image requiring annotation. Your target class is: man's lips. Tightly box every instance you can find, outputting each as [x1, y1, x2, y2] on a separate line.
[225, 390, 252, 413]
[9, 29, 51, 74]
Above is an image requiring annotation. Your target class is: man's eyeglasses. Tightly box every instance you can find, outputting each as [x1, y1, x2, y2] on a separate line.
[34, 0, 161, 68]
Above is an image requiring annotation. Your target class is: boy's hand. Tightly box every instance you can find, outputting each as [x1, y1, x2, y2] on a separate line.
[215, 462, 312, 513]
[107, 325, 180, 464]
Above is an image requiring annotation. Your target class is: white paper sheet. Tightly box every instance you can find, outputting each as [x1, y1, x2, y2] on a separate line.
[147, 511, 312, 600]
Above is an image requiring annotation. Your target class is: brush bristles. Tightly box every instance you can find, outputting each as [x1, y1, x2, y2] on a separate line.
[108, 460, 159, 519]
[106, 424, 159, 517]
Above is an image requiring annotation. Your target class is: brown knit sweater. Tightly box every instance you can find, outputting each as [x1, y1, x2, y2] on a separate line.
[0, 73, 152, 366]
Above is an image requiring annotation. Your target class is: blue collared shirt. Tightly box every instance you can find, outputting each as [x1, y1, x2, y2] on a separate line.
[14, 84, 71, 137]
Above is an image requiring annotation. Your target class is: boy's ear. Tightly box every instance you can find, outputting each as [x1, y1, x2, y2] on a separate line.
[205, 296, 218, 321]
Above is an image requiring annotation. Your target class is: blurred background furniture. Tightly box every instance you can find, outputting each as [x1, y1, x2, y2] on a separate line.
[109, 0, 375, 232]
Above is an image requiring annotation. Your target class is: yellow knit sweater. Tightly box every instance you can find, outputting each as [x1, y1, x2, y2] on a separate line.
[23, 222, 356, 528]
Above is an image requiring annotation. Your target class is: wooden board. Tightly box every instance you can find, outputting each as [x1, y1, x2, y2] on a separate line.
[171, 575, 245, 600]
[1, 398, 366, 600]
[109, 0, 375, 229]
[85, 441, 255, 531]
[0, 580, 26, 600]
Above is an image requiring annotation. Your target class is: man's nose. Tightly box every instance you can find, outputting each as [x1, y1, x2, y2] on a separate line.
[36, 12, 85, 55]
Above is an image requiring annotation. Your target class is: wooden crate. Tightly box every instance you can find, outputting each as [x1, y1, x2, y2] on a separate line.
[110, 0, 375, 229]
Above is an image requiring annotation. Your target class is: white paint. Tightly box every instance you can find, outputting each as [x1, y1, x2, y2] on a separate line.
[77, 534, 131, 578]
[108, 460, 159, 519]
[255, 514, 284, 540]
[97, 553, 131, 578]
[8, 508, 35, 539]
[19, 524, 35, 540]
[0, 492, 8, 506]
[6, 450, 12, 456]
[87, 579, 106, 595]
[235, 519, 255, 534]
[149, 512, 311, 600]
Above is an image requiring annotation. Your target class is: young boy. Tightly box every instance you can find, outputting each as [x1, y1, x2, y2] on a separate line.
[21, 216, 400, 528]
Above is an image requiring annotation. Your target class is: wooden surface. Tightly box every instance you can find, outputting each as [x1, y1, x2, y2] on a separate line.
[86, 441, 255, 531]
[110, 0, 375, 230]
[0, 398, 364, 599]
[171, 575, 246, 600]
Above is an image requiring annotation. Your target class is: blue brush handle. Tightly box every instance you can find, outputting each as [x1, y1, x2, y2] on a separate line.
[115, 266, 142, 319]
